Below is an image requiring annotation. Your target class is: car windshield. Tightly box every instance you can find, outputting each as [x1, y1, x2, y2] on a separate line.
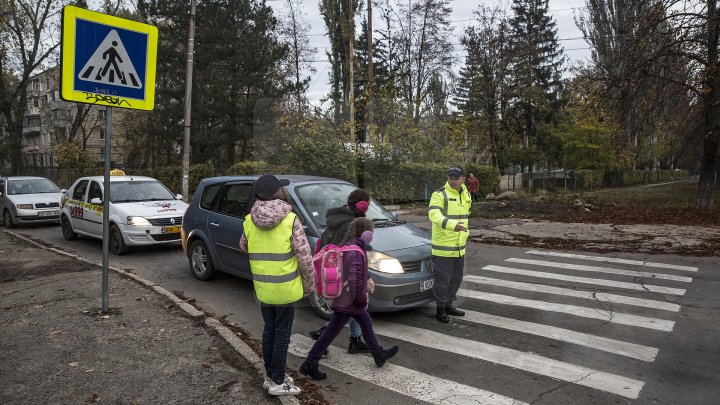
[110, 180, 175, 203]
[7, 178, 60, 195]
[295, 183, 396, 229]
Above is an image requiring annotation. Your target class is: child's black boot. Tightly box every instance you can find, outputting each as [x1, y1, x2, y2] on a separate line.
[371, 345, 399, 367]
[299, 361, 327, 380]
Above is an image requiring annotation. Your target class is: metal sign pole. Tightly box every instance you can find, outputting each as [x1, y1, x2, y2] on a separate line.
[101, 106, 112, 313]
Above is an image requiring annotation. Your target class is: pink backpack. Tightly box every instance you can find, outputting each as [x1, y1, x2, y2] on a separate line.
[312, 244, 364, 299]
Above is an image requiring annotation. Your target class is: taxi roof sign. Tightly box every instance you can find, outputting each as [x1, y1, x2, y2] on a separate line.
[110, 169, 126, 176]
[61, 6, 158, 111]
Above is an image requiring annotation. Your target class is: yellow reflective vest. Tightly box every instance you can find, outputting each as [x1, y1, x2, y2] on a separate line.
[428, 182, 471, 257]
[243, 212, 303, 305]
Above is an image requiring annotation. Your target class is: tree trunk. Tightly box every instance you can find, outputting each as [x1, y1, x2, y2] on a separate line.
[698, 0, 720, 209]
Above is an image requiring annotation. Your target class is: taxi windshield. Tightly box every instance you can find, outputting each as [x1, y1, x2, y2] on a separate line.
[8, 179, 60, 195]
[110, 180, 175, 203]
[294, 183, 395, 229]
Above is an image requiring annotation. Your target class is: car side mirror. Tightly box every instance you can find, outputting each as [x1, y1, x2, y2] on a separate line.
[176, 194, 183, 200]
[61, 189, 67, 193]
[90, 198, 102, 205]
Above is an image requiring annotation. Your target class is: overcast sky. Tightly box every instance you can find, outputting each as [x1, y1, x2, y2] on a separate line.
[268, 0, 591, 107]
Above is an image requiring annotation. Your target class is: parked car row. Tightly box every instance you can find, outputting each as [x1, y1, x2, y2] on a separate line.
[2, 173, 435, 318]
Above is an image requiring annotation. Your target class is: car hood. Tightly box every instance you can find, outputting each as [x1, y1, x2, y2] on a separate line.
[112, 200, 188, 218]
[371, 223, 431, 253]
[7, 193, 63, 205]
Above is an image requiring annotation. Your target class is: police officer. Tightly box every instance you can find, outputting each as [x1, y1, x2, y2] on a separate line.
[428, 166, 471, 323]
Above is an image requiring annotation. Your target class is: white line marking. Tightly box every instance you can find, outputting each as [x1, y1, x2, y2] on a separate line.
[457, 288, 675, 332]
[506, 258, 693, 282]
[289, 335, 528, 405]
[483, 265, 687, 296]
[419, 307, 658, 361]
[465, 274, 681, 312]
[526, 250, 699, 272]
[370, 321, 645, 399]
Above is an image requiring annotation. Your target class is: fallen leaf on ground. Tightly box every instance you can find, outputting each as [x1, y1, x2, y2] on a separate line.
[85, 369, 94, 373]
[48, 330, 66, 336]
[100, 315, 109, 319]
[85, 393, 101, 403]
[69, 362, 79, 367]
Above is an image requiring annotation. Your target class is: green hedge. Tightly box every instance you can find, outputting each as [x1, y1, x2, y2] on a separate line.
[575, 170, 605, 190]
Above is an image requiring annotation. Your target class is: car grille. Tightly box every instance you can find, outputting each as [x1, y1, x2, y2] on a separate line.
[147, 216, 183, 226]
[151, 233, 181, 241]
[394, 290, 433, 305]
[35, 202, 60, 208]
[401, 260, 423, 273]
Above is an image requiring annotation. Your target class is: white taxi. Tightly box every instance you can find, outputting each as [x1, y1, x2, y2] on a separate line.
[60, 173, 188, 255]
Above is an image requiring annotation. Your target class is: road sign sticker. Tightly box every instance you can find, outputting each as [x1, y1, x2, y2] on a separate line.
[78, 29, 142, 89]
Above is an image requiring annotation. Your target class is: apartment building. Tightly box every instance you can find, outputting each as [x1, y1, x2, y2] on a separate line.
[20, 66, 125, 173]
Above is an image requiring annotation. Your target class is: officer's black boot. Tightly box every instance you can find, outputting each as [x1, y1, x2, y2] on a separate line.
[348, 336, 370, 354]
[436, 303, 449, 323]
[445, 303, 465, 317]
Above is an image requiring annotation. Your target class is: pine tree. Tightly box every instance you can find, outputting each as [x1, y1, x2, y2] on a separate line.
[507, 0, 564, 160]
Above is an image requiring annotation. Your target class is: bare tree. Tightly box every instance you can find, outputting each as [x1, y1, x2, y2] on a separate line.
[0, 0, 62, 172]
[277, 0, 316, 109]
[578, 0, 720, 208]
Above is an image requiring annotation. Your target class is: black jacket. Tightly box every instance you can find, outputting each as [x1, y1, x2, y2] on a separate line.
[320, 206, 363, 247]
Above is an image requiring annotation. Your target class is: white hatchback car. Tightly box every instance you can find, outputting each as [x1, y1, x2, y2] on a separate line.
[60, 175, 188, 255]
[0, 176, 64, 228]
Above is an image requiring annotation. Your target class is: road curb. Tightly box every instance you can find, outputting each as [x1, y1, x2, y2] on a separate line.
[2, 229, 299, 405]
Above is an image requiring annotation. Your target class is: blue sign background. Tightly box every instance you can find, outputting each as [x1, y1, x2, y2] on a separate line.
[74, 18, 148, 100]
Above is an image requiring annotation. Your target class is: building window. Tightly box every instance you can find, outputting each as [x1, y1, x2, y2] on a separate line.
[99, 129, 106, 140]
[98, 110, 106, 120]
[33, 99, 39, 107]
[100, 147, 106, 162]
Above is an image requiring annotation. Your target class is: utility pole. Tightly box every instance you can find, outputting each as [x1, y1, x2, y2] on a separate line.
[348, 0, 355, 144]
[182, 0, 197, 202]
[366, 0, 373, 143]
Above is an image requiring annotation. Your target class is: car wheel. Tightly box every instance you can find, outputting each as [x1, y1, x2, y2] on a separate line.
[3, 209, 16, 229]
[309, 292, 332, 320]
[61, 216, 78, 240]
[189, 239, 217, 280]
[109, 224, 129, 255]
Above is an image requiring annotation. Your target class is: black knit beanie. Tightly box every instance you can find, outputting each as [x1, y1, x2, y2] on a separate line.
[347, 188, 370, 206]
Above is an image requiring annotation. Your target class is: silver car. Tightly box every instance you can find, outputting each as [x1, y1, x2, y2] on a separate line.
[0, 176, 64, 228]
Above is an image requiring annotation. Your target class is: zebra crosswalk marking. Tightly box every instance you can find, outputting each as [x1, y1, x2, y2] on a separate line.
[483, 265, 687, 296]
[289, 335, 528, 405]
[371, 321, 646, 399]
[419, 307, 659, 361]
[464, 274, 681, 312]
[525, 250, 699, 272]
[506, 258, 693, 282]
[457, 288, 675, 331]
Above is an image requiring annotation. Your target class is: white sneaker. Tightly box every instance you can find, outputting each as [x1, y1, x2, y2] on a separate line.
[263, 375, 294, 389]
[268, 382, 301, 396]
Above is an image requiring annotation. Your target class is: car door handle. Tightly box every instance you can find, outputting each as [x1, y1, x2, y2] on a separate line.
[209, 222, 220, 227]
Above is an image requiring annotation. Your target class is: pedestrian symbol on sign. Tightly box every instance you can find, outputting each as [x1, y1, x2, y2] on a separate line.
[78, 29, 142, 89]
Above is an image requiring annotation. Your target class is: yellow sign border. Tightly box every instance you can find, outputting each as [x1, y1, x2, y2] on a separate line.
[61, 5, 158, 111]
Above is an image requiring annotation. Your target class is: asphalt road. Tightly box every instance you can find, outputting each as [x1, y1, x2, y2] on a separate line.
[14, 223, 720, 405]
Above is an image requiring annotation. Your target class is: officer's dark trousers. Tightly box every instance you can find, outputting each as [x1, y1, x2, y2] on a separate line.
[432, 255, 465, 304]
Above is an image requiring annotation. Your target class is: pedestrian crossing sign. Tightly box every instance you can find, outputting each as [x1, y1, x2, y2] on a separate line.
[61, 6, 158, 111]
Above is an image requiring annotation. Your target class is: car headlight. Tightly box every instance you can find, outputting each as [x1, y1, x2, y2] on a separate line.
[16, 204, 33, 209]
[367, 251, 405, 274]
[127, 216, 151, 226]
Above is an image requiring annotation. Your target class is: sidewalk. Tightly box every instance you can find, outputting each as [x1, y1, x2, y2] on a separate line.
[400, 213, 719, 255]
[0, 230, 289, 404]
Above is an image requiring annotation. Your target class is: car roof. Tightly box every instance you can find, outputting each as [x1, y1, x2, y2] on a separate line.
[2, 176, 51, 180]
[200, 175, 351, 186]
[76, 175, 158, 182]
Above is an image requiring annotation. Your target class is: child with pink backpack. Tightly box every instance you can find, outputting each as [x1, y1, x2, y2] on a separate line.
[300, 217, 399, 380]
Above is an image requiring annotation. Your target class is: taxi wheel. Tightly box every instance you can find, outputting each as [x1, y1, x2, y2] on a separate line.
[309, 292, 332, 320]
[61, 216, 77, 240]
[189, 239, 217, 280]
[109, 224, 130, 255]
[3, 210, 16, 229]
